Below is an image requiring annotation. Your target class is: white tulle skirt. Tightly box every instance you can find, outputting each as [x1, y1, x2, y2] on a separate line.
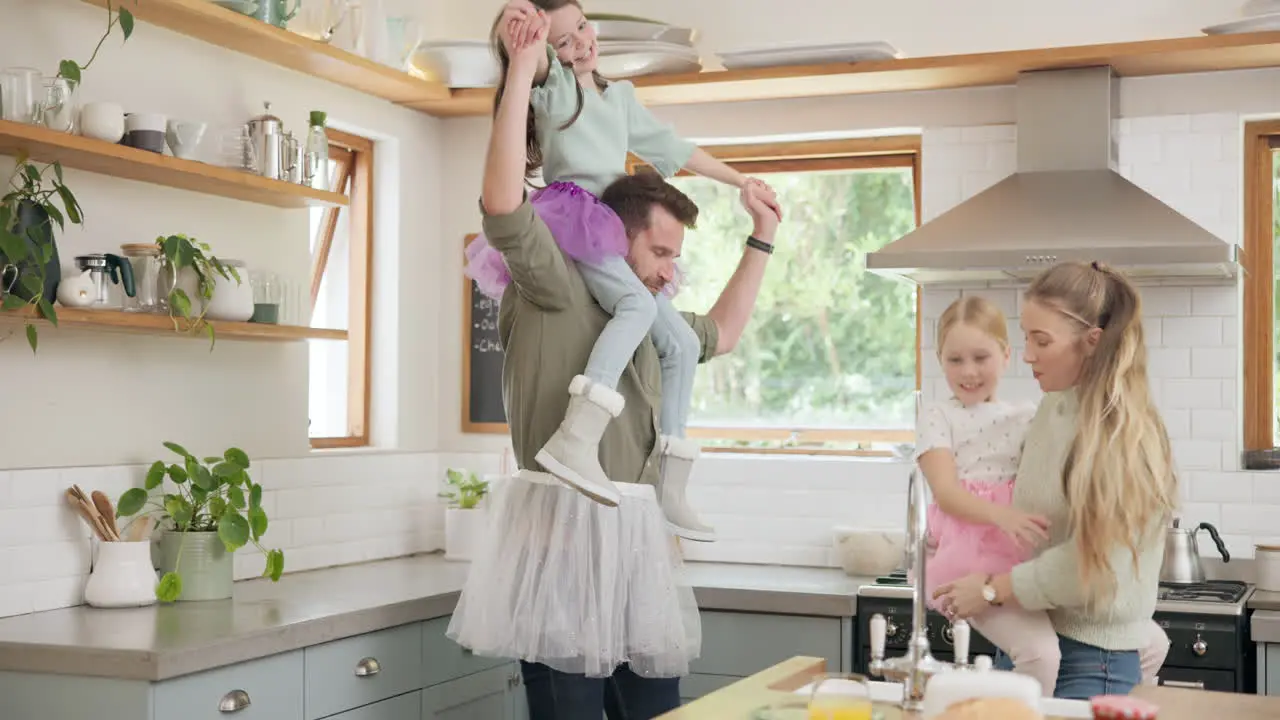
[446, 470, 701, 678]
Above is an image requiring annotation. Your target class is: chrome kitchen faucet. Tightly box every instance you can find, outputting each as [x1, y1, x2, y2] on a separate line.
[867, 466, 970, 711]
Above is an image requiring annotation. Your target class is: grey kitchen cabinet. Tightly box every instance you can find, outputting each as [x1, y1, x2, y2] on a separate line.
[681, 611, 852, 701]
[325, 691, 421, 720]
[154, 649, 305, 720]
[305, 623, 423, 720]
[1261, 643, 1280, 696]
[422, 662, 524, 719]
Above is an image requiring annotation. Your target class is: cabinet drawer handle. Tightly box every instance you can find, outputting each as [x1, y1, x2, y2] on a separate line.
[1162, 680, 1205, 689]
[218, 689, 251, 713]
[355, 657, 381, 677]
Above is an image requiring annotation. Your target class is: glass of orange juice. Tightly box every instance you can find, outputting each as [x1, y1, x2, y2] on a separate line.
[807, 672, 874, 720]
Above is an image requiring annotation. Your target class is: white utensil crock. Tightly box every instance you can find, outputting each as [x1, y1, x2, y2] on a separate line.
[85, 540, 158, 608]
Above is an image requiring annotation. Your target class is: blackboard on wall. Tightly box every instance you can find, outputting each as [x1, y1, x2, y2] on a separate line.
[462, 234, 508, 433]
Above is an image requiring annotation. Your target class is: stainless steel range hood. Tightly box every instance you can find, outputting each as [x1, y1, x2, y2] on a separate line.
[866, 66, 1240, 284]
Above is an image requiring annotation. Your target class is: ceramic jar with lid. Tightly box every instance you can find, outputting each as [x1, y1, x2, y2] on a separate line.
[203, 259, 255, 322]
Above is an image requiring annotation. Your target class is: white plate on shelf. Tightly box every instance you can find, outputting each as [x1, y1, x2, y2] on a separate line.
[597, 43, 702, 79]
[591, 19, 695, 46]
[408, 40, 500, 88]
[719, 41, 902, 69]
[1203, 11, 1280, 34]
[791, 679, 1093, 719]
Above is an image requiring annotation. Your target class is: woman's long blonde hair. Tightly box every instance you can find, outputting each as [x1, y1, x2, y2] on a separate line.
[1024, 261, 1177, 604]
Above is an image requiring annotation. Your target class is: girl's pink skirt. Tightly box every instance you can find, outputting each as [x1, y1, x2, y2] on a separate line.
[464, 181, 680, 301]
[923, 477, 1026, 611]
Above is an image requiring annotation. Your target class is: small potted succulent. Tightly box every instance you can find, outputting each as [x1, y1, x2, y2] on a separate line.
[439, 468, 491, 561]
[116, 441, 284, 602]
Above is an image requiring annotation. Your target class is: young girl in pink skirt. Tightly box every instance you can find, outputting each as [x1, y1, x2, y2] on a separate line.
[918, 295, 1169, 694]
[464, 0, 780, 542]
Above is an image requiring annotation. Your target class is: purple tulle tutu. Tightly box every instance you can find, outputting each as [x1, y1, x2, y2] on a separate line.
[465, 182, 628, 300]
[465, 181, 684, 301]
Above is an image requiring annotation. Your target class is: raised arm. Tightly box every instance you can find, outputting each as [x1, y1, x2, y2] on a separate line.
[479, 11, 571, 310]
[704, 186, 778, 355]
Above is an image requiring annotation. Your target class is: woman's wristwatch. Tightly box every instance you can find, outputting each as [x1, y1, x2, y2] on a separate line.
[746, 235, 773, 254]
[982, 575, 1003, 606]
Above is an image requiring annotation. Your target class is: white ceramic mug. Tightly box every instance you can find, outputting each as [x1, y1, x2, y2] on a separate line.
[78, 101, 125, 143]
[124, 112, 166, 133]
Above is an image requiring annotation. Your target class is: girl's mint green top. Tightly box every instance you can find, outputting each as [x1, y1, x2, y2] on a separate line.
[531, 45, 696, 196]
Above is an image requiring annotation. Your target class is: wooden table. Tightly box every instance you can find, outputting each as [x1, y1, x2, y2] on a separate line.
[659, 656, 1280, 719]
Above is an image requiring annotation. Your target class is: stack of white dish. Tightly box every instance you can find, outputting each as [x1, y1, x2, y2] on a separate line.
[1203, 0, 1280, 34]
[591, 14, 702, 79]
[408, 40, 500, 88]
[717, 40, 903, 70]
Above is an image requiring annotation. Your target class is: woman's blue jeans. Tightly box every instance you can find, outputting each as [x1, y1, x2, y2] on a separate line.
[994, 635, 1141, 699]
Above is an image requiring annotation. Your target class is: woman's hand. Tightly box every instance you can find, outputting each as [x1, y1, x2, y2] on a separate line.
[932, 573, 991, 620]
[991, 506, 1050, 551]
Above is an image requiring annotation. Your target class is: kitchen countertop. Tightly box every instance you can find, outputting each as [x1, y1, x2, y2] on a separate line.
[1253, 610, 1280, 644]
[0, 554, 868, 681]
[1249, 588, 1280, 611]
[659, 656, 1280, 719]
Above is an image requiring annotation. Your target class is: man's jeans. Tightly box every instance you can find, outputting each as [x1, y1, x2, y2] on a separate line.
[520, 661, 681, 720]
[994, 635, 1141, 699]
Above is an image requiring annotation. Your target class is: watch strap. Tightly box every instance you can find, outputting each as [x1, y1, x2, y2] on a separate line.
[745, 235, 773, 254]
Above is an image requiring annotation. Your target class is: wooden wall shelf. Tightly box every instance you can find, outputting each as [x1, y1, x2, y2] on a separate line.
[0, 120, 348, 209]
[81, 0, 449, 106]
[2, 307, 347, 342]
[406, 30, 1280, 117]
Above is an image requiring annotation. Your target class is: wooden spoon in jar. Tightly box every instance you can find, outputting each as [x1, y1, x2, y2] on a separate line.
[90, 490, 121, 541]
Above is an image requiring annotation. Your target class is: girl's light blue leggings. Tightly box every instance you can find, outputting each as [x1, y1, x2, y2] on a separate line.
[576, 255, 699, 438]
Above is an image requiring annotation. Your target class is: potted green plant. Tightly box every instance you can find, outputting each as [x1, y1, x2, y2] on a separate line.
[156, 233, 240, 347]
[0, 157, 81, 350]
[439, 468, 491, 561]
[116, 441, 285, 602]
[0, 2, 134, 352]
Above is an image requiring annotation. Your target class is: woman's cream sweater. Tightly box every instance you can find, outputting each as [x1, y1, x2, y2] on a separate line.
[1008, 390, 1165, 650]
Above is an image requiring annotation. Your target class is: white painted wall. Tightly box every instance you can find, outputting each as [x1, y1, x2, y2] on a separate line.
[428, 0, 1247, 58]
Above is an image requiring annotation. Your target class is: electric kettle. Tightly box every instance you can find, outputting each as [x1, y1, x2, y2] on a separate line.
[1160, 517, 1229, 584]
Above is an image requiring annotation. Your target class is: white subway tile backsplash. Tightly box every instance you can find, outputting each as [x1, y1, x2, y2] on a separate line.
[1191, 347, 1237, 378]
[0, 452, 442, 619]
[1190, 471, 1254, 504]
[1190, 410, 1239, 442]
[1147, 348, 1191, 378]
[1190, 286, 1237, 316]
[1159, 316, 1223, 347]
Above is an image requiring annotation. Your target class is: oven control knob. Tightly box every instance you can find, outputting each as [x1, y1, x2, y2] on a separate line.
[1192, 635, 1207, 657]
[885, 619, 899, 638]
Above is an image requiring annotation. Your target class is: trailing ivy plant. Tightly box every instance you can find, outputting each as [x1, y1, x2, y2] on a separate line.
[157, 234, 239, 349]
[58, 1, 136, 88]
[116, 441, 285, 603]
[439, 468, 490, 509]
[0, 156, 81, 351]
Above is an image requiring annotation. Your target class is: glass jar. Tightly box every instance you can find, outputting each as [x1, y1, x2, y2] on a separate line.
[250, 269, 283, 324]
[41, 77, 75, 133]
[119, 243, 164, 313]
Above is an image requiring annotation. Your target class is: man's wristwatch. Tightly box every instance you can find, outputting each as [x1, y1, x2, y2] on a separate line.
[981, 575, 1002, 606]
[745, 235, 773, 255]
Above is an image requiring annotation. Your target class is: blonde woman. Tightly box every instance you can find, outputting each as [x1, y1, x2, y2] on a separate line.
[934, 261, 1177, 699]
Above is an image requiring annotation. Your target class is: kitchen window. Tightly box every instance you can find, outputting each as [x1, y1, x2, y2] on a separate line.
[1243, 121, 1280, 464]
[308, 129, 373, 449]
[634, 136, 922, 455]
